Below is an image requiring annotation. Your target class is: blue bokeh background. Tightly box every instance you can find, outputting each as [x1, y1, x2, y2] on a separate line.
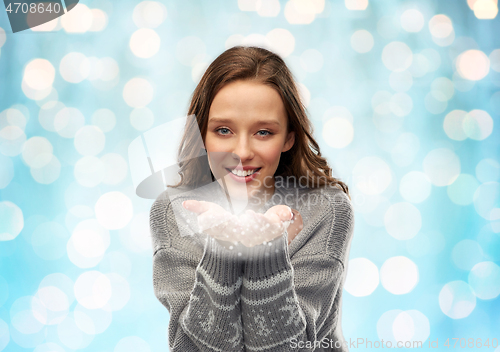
[1, 0, 499, 351]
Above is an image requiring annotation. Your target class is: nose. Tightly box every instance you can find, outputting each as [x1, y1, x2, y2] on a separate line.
[232, 136, 254, 162]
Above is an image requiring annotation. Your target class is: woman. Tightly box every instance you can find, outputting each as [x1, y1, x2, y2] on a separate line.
[150, 46, 355, 351]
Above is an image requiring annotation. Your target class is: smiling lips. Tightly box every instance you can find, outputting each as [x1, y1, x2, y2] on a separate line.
[225, 167, 262, 183]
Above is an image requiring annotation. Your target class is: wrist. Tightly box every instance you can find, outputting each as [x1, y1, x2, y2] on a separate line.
[241, 231, 292, 280]
[200, 236, 244, 283]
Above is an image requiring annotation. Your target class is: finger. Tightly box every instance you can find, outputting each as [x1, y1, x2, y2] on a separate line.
[212, 231, 234, 242]
[293, 211, 303, 229]
[265, 205, 293, 222]
[198, 211, 234, 231]
[264, 211, 281, 224]
[252, 213, 267, 228]
[278, 206, 293, 221]
[182, 200, 210, 214]
[239, 211, 253, 225]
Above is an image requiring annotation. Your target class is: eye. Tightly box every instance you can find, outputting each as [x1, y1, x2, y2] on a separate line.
[256, 130, 272, 137]
[215, 127, 231, 135]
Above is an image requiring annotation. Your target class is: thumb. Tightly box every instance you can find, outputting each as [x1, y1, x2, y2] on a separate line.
[266, 205, 293, 222]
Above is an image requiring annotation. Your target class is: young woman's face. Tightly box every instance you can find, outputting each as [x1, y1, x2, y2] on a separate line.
[205, 80, 295, 203]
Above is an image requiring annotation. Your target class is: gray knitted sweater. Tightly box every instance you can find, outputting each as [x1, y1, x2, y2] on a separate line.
[150, 180, 355, 352]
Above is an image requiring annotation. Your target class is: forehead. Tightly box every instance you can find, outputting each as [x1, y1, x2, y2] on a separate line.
[208, 80, 287, 124]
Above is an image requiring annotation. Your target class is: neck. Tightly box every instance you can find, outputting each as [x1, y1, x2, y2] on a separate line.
[245, 182, 276, 212]
[215, 177, 276, 213]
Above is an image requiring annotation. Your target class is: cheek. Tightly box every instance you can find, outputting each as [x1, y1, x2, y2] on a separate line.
[258, 143, 283, 166]
[205, 136, 224, 164]
[204, 135, 223, 152]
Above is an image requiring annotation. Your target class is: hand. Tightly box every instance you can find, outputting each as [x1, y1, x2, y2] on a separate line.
[263, 205, 303, 245]
[236, 205, 293, 247]
[182, 201, 303, 247]
[182, 200, 240, 243]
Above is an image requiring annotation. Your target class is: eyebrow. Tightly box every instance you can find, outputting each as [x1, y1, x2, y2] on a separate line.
[208, 117, 281, 127]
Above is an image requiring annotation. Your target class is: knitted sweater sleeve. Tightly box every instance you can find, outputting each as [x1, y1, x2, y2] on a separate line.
[150, 192, 245, 352]
[240, 189, 355, 352]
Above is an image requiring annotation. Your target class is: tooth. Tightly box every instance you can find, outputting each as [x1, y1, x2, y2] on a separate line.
[231, 169, 257, 177]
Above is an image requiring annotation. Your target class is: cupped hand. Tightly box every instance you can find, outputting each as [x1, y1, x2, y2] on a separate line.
[236, 205, 293, 247]
[182, 201, 303, 247]
[287, 209, 303, 245]
[261, 205, 303, 245]
[182, 200, 240, 243]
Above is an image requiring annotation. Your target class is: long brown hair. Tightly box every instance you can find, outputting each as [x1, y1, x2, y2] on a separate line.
[169, 45, 350, 200]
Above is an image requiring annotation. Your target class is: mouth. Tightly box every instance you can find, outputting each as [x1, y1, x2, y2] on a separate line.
[225, 167, 261, 177]
[224, 167, 262, 183]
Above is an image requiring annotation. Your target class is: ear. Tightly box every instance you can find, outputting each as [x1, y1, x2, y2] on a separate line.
[282, 131, 295, 153]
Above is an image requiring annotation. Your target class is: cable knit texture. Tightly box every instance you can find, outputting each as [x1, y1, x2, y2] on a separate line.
[150, 180, 355, 352]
